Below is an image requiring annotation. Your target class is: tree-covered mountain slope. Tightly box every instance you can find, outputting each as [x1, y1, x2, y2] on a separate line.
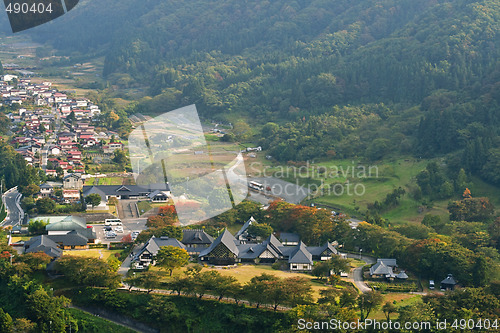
[23, 0, 500, 177]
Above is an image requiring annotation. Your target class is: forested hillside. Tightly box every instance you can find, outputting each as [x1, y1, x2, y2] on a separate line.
[26, 0, 500, 174]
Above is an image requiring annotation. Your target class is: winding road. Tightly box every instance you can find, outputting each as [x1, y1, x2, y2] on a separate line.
[2, 188, 24, 227]
[345, 253, 376, 293]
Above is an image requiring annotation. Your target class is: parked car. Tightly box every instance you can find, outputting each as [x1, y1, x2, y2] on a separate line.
[429, 280, 435, 290]
[114, 226, 124, 233]
[105, 231, 117, 238]
[104, 226, 112, 231]
[131, 231, 140, 240]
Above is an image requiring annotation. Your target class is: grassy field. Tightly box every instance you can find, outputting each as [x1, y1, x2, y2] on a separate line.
[308, 158, 429, 220]
[160, 264, 329, 301]
[62, 249, 122, 260]
[262, 156, 500, 224]
[11, 236, 31, 243]
[370, 293, 423, 320]
[85, 177, 125, 186]
[137, 201, 153, 215]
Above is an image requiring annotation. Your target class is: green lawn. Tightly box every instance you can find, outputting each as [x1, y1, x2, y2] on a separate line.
[275, 156, 500, 224]
[62, 249, 123, 260]
[299, 158, 430, 221]
[136, 201, 153, 216]
[84, 177, 97, 185]
[151, 264, 329, 301]
[86, 177, 125, 186]
[370, 293, 422, 320]
[469, 175, 500, 213]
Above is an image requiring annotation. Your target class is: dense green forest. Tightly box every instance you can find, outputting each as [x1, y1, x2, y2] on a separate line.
[24, 0, 499, 172]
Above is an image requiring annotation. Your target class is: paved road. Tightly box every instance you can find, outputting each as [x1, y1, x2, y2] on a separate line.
[2, 188, 24, 226]
[247, 177, 310, 205]
[41, 107, 59, 171]
[346, 253, 376, 293]
[120, 200, 139, 219]
[118, 251, 134, 276]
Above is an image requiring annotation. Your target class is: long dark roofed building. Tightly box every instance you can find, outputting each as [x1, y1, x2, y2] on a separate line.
[82, 184, 170, 200]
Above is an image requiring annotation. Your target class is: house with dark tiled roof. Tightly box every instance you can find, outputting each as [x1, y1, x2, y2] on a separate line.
[147, 190, 171, 202]
[181, 229, 214, 249]
[199, 229, 239, 265]
[131, 227, 340, 271]
[370, 258, 399, 279]
[198, 229, 339, 270]
[82, 186, 108, 210]
[370, 261, 392, 276]
[135, 236, 187, 266]
[46, 230, 90, 249]
[63, 173, 83, 189]
[24, 236, 62, 258]
[307, 242, 339, 261]
[42, 215, 96, 242]
[288, 241, 313, 271]
[278, 232, 300, 246]
[441, 274, 457, 291]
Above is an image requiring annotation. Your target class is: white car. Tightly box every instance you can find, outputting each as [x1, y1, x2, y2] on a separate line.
[105, 231, 117, 238]
[114, 226, 124, 233]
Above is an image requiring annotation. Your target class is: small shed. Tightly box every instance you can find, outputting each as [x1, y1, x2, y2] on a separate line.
[396, 270, 408, 280]
[440, 274, 457, 291]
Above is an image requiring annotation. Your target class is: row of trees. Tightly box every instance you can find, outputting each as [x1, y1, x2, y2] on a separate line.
[128, 267, 314, 312]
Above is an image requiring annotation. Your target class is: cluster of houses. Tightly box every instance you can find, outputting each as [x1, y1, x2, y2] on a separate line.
[133, 217, 343, 271]
[18, 215, 97, 258]
[1, 75, 45, 106]
[2, 74, 127, 169]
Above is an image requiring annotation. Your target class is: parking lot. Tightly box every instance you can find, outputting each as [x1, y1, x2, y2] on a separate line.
[93, 217, 148, 244]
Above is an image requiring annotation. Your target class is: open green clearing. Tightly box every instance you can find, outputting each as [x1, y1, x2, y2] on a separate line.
[85, 177, 125, 186]
[267, 157, 500, 224]
[136, 201, 153, 215]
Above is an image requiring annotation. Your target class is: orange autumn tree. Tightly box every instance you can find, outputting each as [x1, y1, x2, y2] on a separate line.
[146, 205, 178, 228]
[463, 188, 472, 198]
[267, 200, 341, 244]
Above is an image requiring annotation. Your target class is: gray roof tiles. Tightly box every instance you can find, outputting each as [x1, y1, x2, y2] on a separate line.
[288, 241, 313, 265]
[199, 229, 239, 257]
[24, 235, 62, 258]
[370, 261, 394, 276]
[182, 229, 214, 245]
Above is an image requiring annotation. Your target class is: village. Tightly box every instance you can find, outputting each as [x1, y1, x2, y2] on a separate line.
[0, 71, 462, 326]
